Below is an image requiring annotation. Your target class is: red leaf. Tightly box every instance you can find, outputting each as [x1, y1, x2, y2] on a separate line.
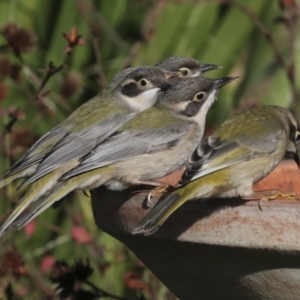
[280, 0, 297, 8]
[23, 221, 36, 237]
[71, 226, 93, 244]
[124, 271, 151, 293]
[40, 256, 56, 273]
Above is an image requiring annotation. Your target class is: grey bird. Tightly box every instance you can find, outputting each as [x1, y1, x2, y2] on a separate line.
[132, 105, 300, 235]
[0, 66, 175, 190]
[0, 56, 219, 190]
[9, 75, 236, 232]
[0, 67, 177, 234]
[156, 56, 221, 84]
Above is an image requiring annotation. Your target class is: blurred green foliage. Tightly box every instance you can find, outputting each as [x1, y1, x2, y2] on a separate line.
[0, 0, 299, 299]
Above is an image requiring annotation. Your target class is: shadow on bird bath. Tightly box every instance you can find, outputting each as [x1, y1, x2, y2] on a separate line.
[91, 160, 300, 300]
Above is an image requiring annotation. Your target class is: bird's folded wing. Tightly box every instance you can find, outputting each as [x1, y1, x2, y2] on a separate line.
[181, 126, 285, 183]
[4, 93, 113, 178]
[6, 126, 69, 176]
[20, 112, 134, 186]
[60, 123, 191, 180]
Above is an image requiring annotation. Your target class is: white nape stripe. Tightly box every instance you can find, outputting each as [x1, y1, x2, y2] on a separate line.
[121, 87, 160, 112]
[192, 90, 217, 127]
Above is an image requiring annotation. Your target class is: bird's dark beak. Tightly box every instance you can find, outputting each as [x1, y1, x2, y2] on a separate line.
[293, 151, 300, 169]
[200, 63, 222, 73]
[164, 70, 182, 79]
[213, 76, 239, 88]
[159, 81, 172, 91]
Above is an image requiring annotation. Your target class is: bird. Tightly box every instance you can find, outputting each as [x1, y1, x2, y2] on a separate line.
[156, 56, 221, 84]
[132, 105, 300, 235]
[0, 56, 219, 188]
[7, 75, 236, 233]
[0, 56, 219, 191]
[0, 66, 175, 190]
[0, 67, 177, 232]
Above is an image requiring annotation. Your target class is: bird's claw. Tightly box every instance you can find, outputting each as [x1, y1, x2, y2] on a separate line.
[147, 192, 154, 207]
[146, 183, 173, 208]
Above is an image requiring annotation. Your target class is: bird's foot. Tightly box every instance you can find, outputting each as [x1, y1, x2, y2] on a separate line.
[147, 182, 174, 208]
[258, 190, 299, 211]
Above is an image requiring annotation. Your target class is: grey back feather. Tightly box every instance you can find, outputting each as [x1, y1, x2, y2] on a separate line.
[7, 126, 70, 176]
[61, 122, 191, 180]
[21, 112, 135, 186]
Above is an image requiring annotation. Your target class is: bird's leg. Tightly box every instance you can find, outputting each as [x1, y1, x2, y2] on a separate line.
[133, 180, 173, 207]
[251, 189, 299, 211]
[243, 189, 283, 200]
[242, 189, 280, 202]
[147, 182, 175, 207]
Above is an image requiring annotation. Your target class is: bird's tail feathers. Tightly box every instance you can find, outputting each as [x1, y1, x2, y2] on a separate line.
[13, 179, 80, 229]
[0, 183, 43, 236]
[131, 187, 190, 235]
[0, 172, 24, 189]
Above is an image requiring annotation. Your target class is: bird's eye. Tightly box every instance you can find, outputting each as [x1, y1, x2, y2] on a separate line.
[139, 78, 149, 87]
[179, 68, 190, 77]
[193, 92, 206, 102]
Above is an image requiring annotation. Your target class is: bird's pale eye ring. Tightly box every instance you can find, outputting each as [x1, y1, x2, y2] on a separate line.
[296, 131, 300, 143]
[179, 67, 190, 77]
[139, 78, 149, 87]
[193, 91, 206, 102]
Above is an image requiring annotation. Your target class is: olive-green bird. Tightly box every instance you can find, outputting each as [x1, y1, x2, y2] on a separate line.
[156, 56, 221, 84]
[0, 56, 218, 191]
[0, 55, 221, 235]
[132, 105, 300, 235]
[8, 75, 236, 233]
[0, 67, 177, 232]
[0, 67, 175, 190]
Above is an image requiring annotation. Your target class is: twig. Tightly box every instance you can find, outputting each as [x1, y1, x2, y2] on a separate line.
[4, 111, 19, 134]
[0, 27, 83, 143]
[34, 61, 66, 97]
[25, 235, 71, 259]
